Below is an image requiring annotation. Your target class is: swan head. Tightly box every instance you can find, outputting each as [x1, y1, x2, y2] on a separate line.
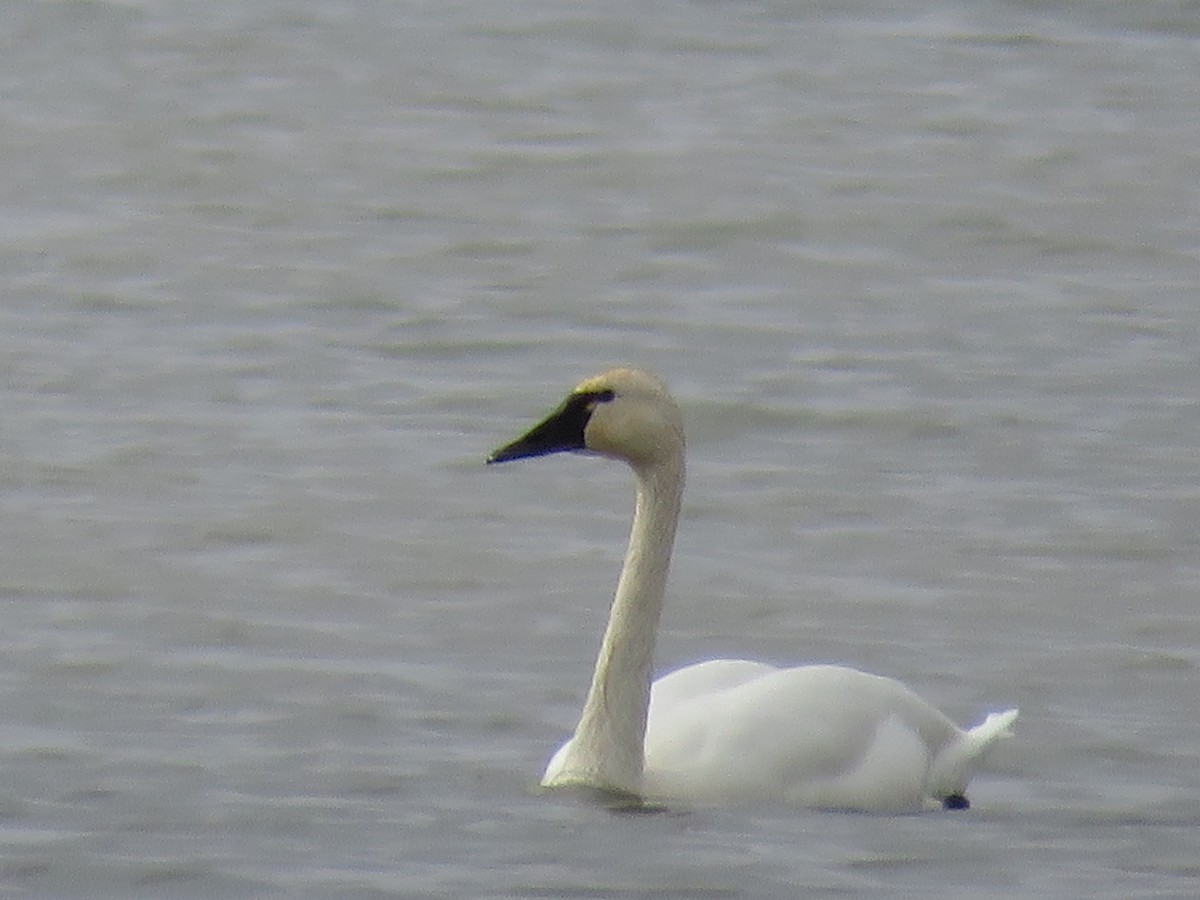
[488, 367, 684, 470]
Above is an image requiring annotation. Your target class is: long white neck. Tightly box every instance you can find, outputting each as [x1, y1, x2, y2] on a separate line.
[547, 451, 684, 797]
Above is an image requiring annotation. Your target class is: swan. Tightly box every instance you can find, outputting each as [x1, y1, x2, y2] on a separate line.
[488, 367, 1017, 812]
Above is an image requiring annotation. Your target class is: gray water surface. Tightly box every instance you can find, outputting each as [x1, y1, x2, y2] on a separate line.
[3, 1, 1200, 897]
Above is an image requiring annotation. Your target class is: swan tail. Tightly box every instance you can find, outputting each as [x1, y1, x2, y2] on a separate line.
[928, 707, 1018, 800]
[969, 708, 1020, 746]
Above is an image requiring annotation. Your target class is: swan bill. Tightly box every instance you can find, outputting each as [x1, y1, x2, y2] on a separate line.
[487, 390, 614, 464]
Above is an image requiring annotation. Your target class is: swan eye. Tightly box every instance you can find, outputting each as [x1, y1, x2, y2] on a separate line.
[587, 389, 616, 407]
[570, 388, 615, 415]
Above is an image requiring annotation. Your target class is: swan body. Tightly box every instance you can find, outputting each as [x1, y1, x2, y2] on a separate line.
[489, 368, 1016, 812]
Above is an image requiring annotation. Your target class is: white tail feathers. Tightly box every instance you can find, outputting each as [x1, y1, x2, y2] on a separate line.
[928, 708, 1019, 799]
[971, 708, 1020, 746]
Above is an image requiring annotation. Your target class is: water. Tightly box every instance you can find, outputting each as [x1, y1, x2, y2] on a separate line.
[2, 0, 1200, 896]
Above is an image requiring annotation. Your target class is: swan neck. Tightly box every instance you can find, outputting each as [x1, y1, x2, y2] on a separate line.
[555, 454, 684, 796]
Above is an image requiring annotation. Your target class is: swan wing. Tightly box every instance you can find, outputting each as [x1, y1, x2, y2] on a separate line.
[642, 663, 1010, 811]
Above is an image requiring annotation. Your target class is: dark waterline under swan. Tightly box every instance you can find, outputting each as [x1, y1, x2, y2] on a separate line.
[488, 367, 1017, 812]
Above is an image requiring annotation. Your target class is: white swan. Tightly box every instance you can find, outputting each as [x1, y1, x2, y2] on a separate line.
[488, 367, 1017, 812]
